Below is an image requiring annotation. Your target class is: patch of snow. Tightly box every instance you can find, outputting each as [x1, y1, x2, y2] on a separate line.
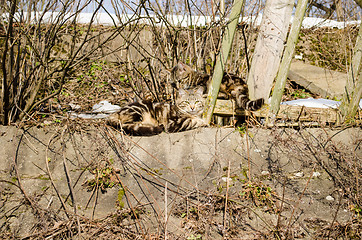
[92, 100, 121, 114]
[299, 17, 360, 29]
[312, 172, 321, 177]
[281, 98, 362, 109]
[281, 98, 340, 109]
[6, 12, 360, 29]
[70, 100, 121, 119]
[70, 113, 109, 119]
[294, 172, 304, 178]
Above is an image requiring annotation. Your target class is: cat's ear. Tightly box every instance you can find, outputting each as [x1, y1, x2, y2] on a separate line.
[195, 86, 205, 95]
[133, 95, 141, 102]
[178, 88, 187, 97]
[166, 62, 186, 74]
[177, 62, 191, 73]
[177, 62, 186, 72]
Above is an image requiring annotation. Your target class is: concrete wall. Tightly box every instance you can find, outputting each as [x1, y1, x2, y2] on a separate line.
[0, 125, 360, 238]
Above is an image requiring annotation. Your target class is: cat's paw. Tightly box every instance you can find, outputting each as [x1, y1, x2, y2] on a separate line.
[194, 117, 208, 127]
[107, 113, 120, 127]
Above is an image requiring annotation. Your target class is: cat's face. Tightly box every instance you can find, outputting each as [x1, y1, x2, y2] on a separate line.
[171, 62, 194, 88]
[176, 87, 205, 116]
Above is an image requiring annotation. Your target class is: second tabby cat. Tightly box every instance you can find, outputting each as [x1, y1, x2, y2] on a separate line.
[171, 62, 264, 111]
[108, 87, 206, 135]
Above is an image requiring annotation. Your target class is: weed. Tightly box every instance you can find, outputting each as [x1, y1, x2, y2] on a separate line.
[239, 181, 277, 212]
[150, 168, 163, 175]
[36, 175, 50, 180]
[119, 74, 130, 85]
[89, 61, 104, 77]
[187, 234, 202, 240]
[292, 89, 311, 99]
[237, 124, 247, 135]
[61, 89, 69, 97]
[350, 204, 361, 217]
[83, 163, 118, 193]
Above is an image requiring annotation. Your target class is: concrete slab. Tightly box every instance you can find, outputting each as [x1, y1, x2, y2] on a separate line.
[0, 126, 360, 238]
[288, 61, 347, 99]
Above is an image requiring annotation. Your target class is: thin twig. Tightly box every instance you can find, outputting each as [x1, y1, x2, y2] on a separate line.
[13, 130, 36, 209]
[285, 163, 317, 236]
[45, 131, 70, 218]
[245, 121, 251, 181]
[328, 190, 343, 239]
[60, 126, 81, 235]
[223, 159, 231, 238]
[164, 182, 168, 240]
[275, 177, 286, 239]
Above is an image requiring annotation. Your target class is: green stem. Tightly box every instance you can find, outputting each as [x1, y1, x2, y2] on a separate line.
[203, 0, 244, 124]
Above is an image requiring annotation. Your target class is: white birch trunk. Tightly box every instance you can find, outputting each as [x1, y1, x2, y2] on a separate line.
[269, 0, 309, 118]
[247, 0, 294, 101]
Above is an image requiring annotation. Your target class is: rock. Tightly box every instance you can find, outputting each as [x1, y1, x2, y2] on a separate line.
[289, 61, 347, 99]
[326, 195, 335, 201]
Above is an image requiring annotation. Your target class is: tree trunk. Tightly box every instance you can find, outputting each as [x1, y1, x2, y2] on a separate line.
[269, 0, 309, 119]
[335, 0, 343, 21]
[247, 0, 294, 102]
[339, 20, 362, 122]
[202, 0, 244, 124]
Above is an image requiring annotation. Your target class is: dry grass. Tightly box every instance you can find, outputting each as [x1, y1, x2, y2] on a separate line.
[19, 23, 359, 128]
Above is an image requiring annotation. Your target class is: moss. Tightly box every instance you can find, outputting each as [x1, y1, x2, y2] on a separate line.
[117, 187, 125, 210]
[36, 174, 50, 180]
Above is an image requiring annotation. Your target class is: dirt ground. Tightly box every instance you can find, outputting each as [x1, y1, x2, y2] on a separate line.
[0, 124, 361, 239]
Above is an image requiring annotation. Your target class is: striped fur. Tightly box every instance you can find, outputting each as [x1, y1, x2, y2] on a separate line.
[108, 87, 206, 135]
[171, 62, 264, 111]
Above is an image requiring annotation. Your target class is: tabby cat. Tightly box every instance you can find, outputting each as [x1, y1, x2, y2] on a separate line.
[171, 62, 264, 111]
[108, 87, 206, 135]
